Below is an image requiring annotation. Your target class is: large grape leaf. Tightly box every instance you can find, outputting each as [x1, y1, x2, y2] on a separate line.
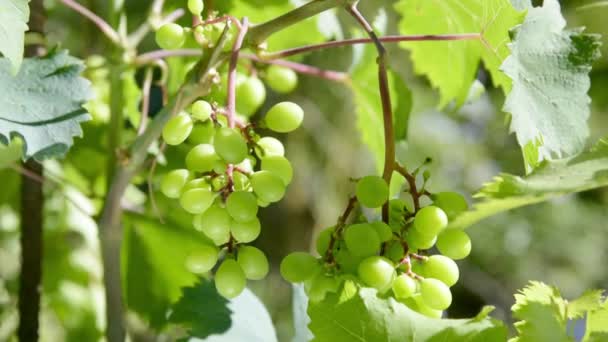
[122, 212, 218, 328]
[168, 280, 232, 339]
[0, 50, 92, 160]
[308, 281, 506, 342]
[501, 0, 602, 166]
[0, 0, 29, 74]
[395, 0, 525, 107]
[448, 138, 608, 230]
[584, 298, 608, 341]
[351, 44, 412, 172]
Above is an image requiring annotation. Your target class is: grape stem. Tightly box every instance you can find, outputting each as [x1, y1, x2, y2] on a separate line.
[394, 163, 422, 213]
[323, 196, 358, 264]
[242, 53, 349, 83]
[226, 18, 250, 127]
[346, 3, 394, 224]
[59, 0, 122, 45]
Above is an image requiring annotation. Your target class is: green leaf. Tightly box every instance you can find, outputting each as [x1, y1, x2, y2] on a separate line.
[0, 0, 30, 74]
[122, 212, 216, 328]
[168, 279, 231, 339]
[351, 44, 412, 172]
[584, 298, 608, 341]
[395, 0, 525, 107]
[448, 138, 608, 230]
[510, 282, 570, 342]
[0, 51, 92, 160]
[203, 288, 278, 342]
[308, 281, 506, 342]
[0, 138, 22, 169]
[567, 290, 604, 319]
[501, 0, 602, 166]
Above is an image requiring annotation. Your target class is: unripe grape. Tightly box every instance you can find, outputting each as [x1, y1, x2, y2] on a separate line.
[261, 156, 293, 185]
[335, 246, 363, 274]
[280, 252, 318, 283]
[232, 172, 250, 191]
[162, 111, 193, 145]
[356, 176, 389, 208]
[422, 255, 459, 287]
[413, 294, 443, 318]
[357, 256, 395, 292]
[185, 245, 219, 274]
[371, 221, 393, 242]
[210, 174, 228, 191]
[231, 218, 261, 243]
[188, 122, 215, 144]
[236, 158, 255, 174]
[265, 65, 298, 94]
[264, 102, 304, 133]
[344, 223, 381, 257]
[226, 191, 258, 222]
[419, 278, 452, 310]
[186, 144, 220, 172]
[306, 273, 340, 303]
[182, 178, 212, 193]
[199, 205, 231, 245]
[392, 274, 417, 299]
[251, 171, 286, 203]
[315, 228, 333, 255]
[215, 259, 246, 299]
[389, 198, 408, 231]
[413, 206, 448, 237]
[256, 136, 285, 157]
[212, 161, 228, 175]
[406, 228, 437, 250]
[236, 77, 266, 116]
[433, 192, 468, 219]
[179, 188, 216, 214]
[385, 241, 405, 263]
[187, 0, 204, 15]
[191, 100, 213, 121]
[214, 127, 248, 164]
[160, 169, 190, 198]
[155, 23, 185, 50]
[237, 246, 269, 280]
[436, 229, 471, 260]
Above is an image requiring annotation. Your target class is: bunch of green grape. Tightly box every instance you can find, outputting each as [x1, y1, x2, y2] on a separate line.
[280, 174, 472, 318]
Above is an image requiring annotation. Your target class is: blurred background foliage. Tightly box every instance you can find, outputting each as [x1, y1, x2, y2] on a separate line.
[0, 0, 607, 340]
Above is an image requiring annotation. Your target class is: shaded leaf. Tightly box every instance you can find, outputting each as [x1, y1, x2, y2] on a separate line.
[567, 290, 604, 319]
[0, 51, 92, 160]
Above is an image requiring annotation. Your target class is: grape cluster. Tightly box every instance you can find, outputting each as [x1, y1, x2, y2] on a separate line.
[156, 0, 305, 299]
[280, 174, 472, 317]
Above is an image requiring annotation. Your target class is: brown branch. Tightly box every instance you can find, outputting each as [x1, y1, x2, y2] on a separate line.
[323, 196, 357, 263]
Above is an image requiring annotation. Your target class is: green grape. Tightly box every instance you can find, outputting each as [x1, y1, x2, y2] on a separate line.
[160, 169, 190, 198]
[433, 192, 468, 219]
[226, 191, 258, 222]
[357, 256, 395, 292]
[232, 172, 250, 191]
[392, 274, 417, 299]
[186, 144, 220, 172]
[231, 218, 261, 243]
[315, 228, 334, 255]
[257, 198, 270, 208]
[251, 171, 286, 203]
[155, 23, 185, 50]
[214, 127, 248, 164]
[436, 229, 471, 260]
[264, 102, 304, 133]
[306, 273, 340, 303]
[187, 0, 204, 15]
[162, 111, 193, 145]
[265, 65, 298, 94]
[335, 246, 363, 274]
[371, 221, 393, 242]
[422, 255, 459, 287]
[210, 175, 228, 191]
[215, 259, 246, 299]
[413, 294, 443, 318]
[236, 77, 266, 116]
[356, 176, 389, 208]
[236, 158, 254, 174]
[190, 100, 212, 121]
[280, 252, 319, 283]
[385, 241, 405, 263]
[200, 205, 231, 245]
[212, 160, 228, 175]
[179, 188, 216, 214]
[261, 156, 293, 185]
[182, 178, 212, 193]
[406, 228, 437, 250]
[389, 198, 408, 232]
[344, 223, 381, 257]
[185, 245, 219, 274]
[188, 122, 215, 144]
[237, 246, 269, 280]
[413, 206, 448, 238]
[419, 278, 452, 310]
[256, 136, 285, 157]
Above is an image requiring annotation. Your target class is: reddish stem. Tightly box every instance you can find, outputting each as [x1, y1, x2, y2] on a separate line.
[242, 53, 348, 82]
[226, 18, 250, 128]
[60, 0, 121, 44]
[323, 196, 358, 263]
